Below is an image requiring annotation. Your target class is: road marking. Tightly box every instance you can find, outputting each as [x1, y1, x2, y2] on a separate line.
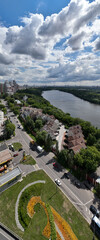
[84, 198, 93, 206]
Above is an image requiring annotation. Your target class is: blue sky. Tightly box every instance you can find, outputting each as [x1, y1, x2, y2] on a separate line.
[0, 0, 100, 86]
[0, 0, 69, 25]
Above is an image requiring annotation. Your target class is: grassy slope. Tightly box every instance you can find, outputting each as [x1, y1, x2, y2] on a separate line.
[0, 170, 97, 240]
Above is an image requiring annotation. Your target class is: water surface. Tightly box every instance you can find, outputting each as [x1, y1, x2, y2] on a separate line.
[42, 90, 100, 129]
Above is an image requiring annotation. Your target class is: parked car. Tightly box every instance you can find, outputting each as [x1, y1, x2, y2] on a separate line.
[75, 181, 81, 188]
[13, 153, 19, 157]
[90, 205, 100, 217]
[8, 144, 14, 152]
[37, 146, 43, 153]
[53, 162, 59, 168]
[55, 179, 61, 186]
[84, 181, 91, 190]
[18, 148, 23, 151]
[64, 172, 69, 179]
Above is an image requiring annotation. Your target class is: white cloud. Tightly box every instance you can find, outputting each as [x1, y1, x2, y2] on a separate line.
[0, 0, 99, 85]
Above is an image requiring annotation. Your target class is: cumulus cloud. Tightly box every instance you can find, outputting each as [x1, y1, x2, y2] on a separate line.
[74, 1, 100, 32]
[38, 1, 81, 37]
[4, 0, 100, 60]
[47, 52, 100, 83]
[95, 39, 100, 51]
[0, 65, 11, 76]
[67, 31, 86, 50]
[0, 53, 13, 65]
[0, 0, 99, 85]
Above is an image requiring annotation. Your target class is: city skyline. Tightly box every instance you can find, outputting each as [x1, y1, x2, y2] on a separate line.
[0, 0, 100, 86]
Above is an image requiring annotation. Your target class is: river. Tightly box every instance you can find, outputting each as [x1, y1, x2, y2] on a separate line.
[42, 90, 100, 129]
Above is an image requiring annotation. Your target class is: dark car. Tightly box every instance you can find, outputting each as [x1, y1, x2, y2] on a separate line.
[84, 181, 91, 190]
[75, 181, 81, 188]
[64, 172, 69, 179]
[90, 205, 100, 217]
[18, 148, 23, 151]
[13, 153, 19, 157]
[53, 162, 58, 168]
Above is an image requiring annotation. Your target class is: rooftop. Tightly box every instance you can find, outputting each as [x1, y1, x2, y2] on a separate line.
[0, 167, 22, 187]
[0, 149, 12, 166]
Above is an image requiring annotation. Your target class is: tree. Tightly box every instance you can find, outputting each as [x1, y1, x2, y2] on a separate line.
[35, 119, 43, 130]
[4, 120, 15, 139]
[67, 150, 74, 168]
[55, 141, 59, 156]
[57, 149, 69, 167]
[36, 131, 47, 146]
[95, 184, 100, 197]
[45, 134, 53, 152]
[74, 146, 100, 174]
[94, 139, 100, 151]
[24, 116, 35, 132]
[87, 134, 96, 146]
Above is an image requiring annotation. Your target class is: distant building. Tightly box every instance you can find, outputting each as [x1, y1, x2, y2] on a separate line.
[0, 83, 3, 95]
[23, 95, 28, 102]
[2, 80, 19, 95]
[0, 111, 4, 126]
[15, 99, 22, 105]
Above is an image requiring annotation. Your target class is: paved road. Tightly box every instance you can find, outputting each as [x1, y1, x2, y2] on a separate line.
[4, 105, 100, 225]
[0, 229, 15, 240]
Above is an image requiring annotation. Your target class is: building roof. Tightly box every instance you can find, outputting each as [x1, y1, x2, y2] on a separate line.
[15, 100, 21, 105]
[0, 149, 12, 166]
[0, 167, 22, 187]
[64, 124, 86, 154]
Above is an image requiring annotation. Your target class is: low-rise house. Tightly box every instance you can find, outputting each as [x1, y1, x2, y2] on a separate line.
[15, 99, 22, 105]
[64, 125, 86, 154]
[20, 106, 61, 139]
[0, 143, 12, 172]
[42, 117, 60, 140]
[21, 107, 42, 120]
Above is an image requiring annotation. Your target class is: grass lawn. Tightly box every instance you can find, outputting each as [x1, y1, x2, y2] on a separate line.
[13, 142, 22, 151]
[20, 155, 36, 165]
[0, 170, 98, 240]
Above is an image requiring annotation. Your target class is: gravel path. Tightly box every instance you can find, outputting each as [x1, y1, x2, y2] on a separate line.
[15, 180, 45, 231]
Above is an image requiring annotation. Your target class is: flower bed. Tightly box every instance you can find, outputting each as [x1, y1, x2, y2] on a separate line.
[57, 232, 62, 240]
[51, 207, 78, 240]
[27, 196, 78, 240]
[27, 196, 51, 239]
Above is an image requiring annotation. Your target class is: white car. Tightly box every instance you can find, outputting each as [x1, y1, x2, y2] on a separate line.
[55, 178, 61, 186]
